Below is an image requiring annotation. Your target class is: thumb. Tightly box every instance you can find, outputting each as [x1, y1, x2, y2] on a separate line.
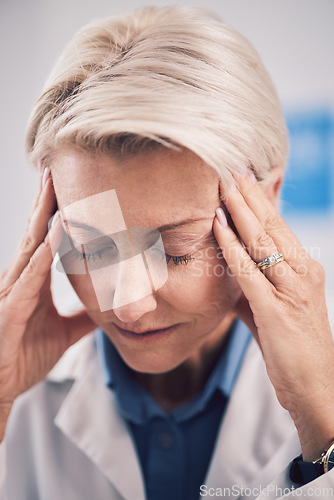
[62, 310, 97, 348]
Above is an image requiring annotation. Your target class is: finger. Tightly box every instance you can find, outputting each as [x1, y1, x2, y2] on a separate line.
[229, 173, 310, 272]
[25, 165, 48, 224]
[3, 215, 62, 329]
[220, 180, 294, 286]
[234, 294, 260, 346]
[27, 174, 57, 251]
[213, 212, 273, 310]
[3, 173, 57, 287]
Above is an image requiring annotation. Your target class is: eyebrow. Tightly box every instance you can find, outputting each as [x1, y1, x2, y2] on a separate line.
[63, 216, 213, 234]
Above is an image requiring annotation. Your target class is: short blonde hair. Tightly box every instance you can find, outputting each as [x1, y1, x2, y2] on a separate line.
[25, 5, 288, 186]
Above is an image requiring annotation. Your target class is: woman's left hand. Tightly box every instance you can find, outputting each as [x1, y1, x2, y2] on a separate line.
[213, 171, 334, 461]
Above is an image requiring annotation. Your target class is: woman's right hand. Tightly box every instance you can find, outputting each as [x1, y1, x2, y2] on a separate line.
[0, 169, 96, 438]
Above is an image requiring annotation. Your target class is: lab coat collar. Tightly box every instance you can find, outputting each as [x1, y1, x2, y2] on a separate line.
[204, 339, 298, 498]
[46, 332, 146, 500]
[46, 331, 298, 500]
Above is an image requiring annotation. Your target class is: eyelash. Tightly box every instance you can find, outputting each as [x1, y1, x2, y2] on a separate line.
[165, 253, 193, 266]
[73, 248, 105, 262]
[72, 247, 193, 267]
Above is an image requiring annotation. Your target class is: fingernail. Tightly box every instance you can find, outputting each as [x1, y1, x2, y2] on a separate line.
[42, 167, 50, 189]
[249, 171, 257, 184]
[51, 211, 60, 228]
[215, 207, 228, 227]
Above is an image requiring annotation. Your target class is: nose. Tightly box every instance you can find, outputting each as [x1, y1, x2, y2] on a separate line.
[112, 254, 158, 322]
[113, 294, 157, 323]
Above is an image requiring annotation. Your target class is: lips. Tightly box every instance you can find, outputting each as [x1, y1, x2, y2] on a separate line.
[113, 323, 180, 337]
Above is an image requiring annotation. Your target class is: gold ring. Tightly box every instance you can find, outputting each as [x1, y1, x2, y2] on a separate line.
[256, 252, 284, 271]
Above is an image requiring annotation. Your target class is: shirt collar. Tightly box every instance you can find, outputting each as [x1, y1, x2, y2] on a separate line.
[96, 319, 251, 425]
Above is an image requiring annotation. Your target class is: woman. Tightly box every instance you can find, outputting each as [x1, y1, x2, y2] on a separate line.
[0, 6, 333, 499]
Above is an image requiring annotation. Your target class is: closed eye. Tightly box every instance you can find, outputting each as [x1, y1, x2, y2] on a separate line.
[152, 247, 193, 266]
[72, 246, 115, 262]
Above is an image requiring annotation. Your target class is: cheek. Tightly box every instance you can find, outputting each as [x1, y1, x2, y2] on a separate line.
[67, 274, 100, 310]
[159, 254, 242, 314]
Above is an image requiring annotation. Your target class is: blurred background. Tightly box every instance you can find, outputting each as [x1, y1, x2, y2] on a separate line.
[0, 0, 333, 322]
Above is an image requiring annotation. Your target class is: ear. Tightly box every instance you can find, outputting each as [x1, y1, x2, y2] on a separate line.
[264, 166, 284, 207]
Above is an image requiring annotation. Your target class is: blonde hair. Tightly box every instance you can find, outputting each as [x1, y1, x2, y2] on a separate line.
[25, 5, 288, 186]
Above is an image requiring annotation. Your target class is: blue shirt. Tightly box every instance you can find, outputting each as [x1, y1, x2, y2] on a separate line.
[96, 320, 251, 500]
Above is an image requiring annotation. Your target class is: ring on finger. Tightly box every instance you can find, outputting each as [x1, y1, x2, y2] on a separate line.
[256, 252, 284, 271]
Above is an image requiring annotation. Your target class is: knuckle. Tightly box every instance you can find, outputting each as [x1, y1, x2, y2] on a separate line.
[0, 283, 13, 302]
[263, 211, 282, 232]
[239, 257, 257, 277]
[20, 235, 37, 256]
[307, 260, 325, 286]
[283, 274, 317, 306]
[26, 214, 32, 227]
[27, 252, 40, 275]
[41, 238, 51, 254]
[275, 279, 309, 308]
[293, 279, 309, 301]
[26, 240, 49, 276]
[252, 230, 274, 250]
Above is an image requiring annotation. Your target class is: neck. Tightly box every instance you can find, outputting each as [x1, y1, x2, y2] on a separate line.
[132, 313, 236, 412]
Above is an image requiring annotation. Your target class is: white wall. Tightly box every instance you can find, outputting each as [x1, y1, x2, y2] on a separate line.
[1, 0, 333, 312]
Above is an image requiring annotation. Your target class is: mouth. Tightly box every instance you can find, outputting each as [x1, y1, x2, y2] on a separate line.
[112, 323, 181, 340]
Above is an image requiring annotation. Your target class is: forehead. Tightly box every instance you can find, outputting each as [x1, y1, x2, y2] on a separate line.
[51, 147, 220, 228]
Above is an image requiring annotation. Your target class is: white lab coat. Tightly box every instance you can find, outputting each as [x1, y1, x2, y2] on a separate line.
[1, 330, 334, 499]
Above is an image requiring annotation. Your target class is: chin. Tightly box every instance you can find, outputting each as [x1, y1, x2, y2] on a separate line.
[117, 349, 183, 375]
